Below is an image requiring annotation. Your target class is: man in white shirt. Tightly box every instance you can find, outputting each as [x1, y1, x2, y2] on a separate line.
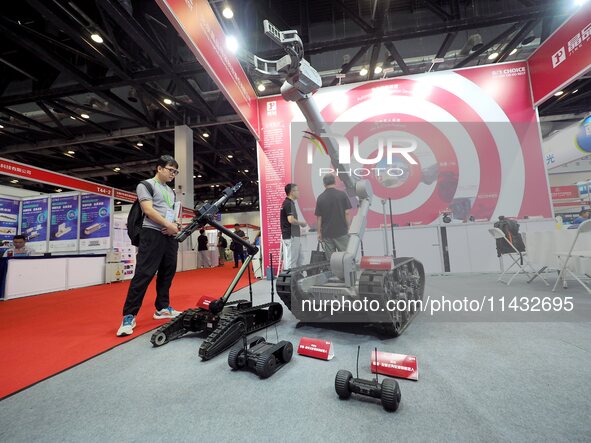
[3, 235, 34, 257]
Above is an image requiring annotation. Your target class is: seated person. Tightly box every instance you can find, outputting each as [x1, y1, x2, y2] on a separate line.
[3, 235, 34, 257]
[572, 210, 590, 226]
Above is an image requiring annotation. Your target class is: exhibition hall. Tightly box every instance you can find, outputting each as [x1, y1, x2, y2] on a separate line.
[0, 0, 590, 441]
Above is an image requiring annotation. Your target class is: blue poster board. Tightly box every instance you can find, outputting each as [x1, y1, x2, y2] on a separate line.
[79, 194, 111, 250]
[0, 197, 20, 242]
[50, 195, 79, 241]
[20, 198, 49, 244]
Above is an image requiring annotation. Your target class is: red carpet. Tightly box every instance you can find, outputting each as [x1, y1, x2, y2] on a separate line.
[0, 265, 253, 400]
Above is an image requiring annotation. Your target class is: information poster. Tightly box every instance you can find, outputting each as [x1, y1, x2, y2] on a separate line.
[49, 194, 79, 252]
[79, 194, 111, 250]
[0, 197, 20, 242]
[20, 197, 49, 252]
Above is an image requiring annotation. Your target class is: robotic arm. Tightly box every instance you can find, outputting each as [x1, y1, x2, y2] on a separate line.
[254, 21, 373, 286]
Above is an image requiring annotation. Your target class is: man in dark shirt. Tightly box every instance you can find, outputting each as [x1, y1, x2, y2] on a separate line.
[231, 223, 246, 268]
[217, 232, 227, 266]
[315, 174, 352, 258]
[280, 183, 307, 270]
[197, 229, 210, 268]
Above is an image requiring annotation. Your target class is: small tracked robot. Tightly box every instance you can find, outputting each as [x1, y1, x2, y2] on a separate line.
[335, 347, 401, 412]
[228, 332, 293, 379]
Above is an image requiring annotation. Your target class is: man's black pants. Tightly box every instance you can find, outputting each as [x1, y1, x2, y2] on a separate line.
[234, 250, 246, 267]
[122, 228, 178, 316]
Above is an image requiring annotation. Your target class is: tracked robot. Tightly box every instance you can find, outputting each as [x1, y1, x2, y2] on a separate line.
[150, 183, 282, 360]
[253, 21, 425, 336]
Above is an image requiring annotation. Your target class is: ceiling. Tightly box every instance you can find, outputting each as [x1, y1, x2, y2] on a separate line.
[0, 0, 588, 210]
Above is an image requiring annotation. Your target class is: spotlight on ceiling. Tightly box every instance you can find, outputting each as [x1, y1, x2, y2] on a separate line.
[227, 154, 233, 159]
[0, 124, 4, 129]
[572, 89, 579, 94]
[203, 132, 210, 138]
[244, 169, 249, 173]
[193, 175, 196, 179]
[374, 66, 383, 74]
[136, 141, 143, 147]
[55, 188, 63, 192]
[70, 116, 76, 120]
[197, 174, 202, 178]
[113, 167, 121, 172]
[10, 179, 19, 184]
[222, 6, 234, 19]
[359, 67, 368, 76]
[488, 52, 499, 60]
[67, 150, 75, 155]
[510, 48, 518, 56]
[554, 90, 564, 97]
[257, 83, 266, 92]
[81, 113, 90, 119]
[90, 33, 104, 44]
[226, 36, 238, 53]
[460, 34, 483, 55]
[163, 98, 173, 105]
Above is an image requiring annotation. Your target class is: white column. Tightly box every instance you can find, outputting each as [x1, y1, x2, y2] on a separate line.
[174, 125, 194, 254]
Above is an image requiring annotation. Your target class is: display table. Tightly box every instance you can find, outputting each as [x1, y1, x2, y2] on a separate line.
[0, 255, 106, 300]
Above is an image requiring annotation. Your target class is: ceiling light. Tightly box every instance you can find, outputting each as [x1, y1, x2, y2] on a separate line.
[193, 175, 196, 179]
[554, 90, 564, 97]
[136, 141, 143, 147]
[116, 201, 121, 205]
[488, 52, 499, 60]
[67, 150, 75, 155]
[227, 155, 233, 159]
[210, 185, 214, 188]
[203, 132, 210, 138]
[70, 116, 76, 120]
[55, 188, 62, 192]
[244, 169, 249, 173]
[90, 33, 104, 44]
[216, 184, 220, 187]
[226, 36, 238, 53]
[257, 83, 266, 92]
[572, 89, 579, 94]
[374, 66, 383, 74]
[81, 113, 90, 119]
[222, 6, 234, 19]
[0, 124, 4, 129]
[163, 98, 173, 105]
[113, 167, 121, 172]
[197, 174, 202, 178]
[10, 180, 18, 184]
[359, 67, 368, 76]
[510, 48, 518, 55]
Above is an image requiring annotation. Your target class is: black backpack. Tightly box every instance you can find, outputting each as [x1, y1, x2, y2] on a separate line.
[493, 217, 526, 257]
[127, 181, 154, 247]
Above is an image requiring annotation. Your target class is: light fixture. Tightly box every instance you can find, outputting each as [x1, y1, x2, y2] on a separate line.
[70, 116, 76, 120]
[216, 184, 220, 187]
[488, 52, 499, 60]
[359, 67, 368, 76]
[244, 169, 249, 173]
[67, 150, 75, 155]
[522, 33, 536, 45]
[55, 188, 62, 193]
[193, 175, 196, 179]
[136, 141, 143, 147]
[572, 89, 579, 94]
[554, 90, 564, 97]
[113, 167, 121, 172]
[460, 34, 483, 56]
[10, 179, 18, 184]
[575, 0, 587, 6]
[116, 201, 121, 205]
[374, 66, 383, 74]
[127, 88, 138, 103]
[81, 113, 90, 119]
[197, 174, 202, 178]
[210, 185, 214, 188]
[510, 48, 518, 55]
[90, 33, 104, 44]
[163, 98, 173, 105]
[257, 83, 266, 92]
[226, 35, 238, 53]
[222, 6, 234, 19]
[0, 124, 4, 129]
[203, 132, 210, 138]
[227, 154, 233, 159]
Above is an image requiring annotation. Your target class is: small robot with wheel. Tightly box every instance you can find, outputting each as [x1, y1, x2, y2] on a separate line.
[228, 334, 293, 379]
[335, 347, 401, 412]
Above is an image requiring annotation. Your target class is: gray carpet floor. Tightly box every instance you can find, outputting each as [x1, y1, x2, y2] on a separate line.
[1, 273, 590, 443]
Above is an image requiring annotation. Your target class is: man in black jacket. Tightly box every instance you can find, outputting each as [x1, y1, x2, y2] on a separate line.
[315, 174, 352, 258]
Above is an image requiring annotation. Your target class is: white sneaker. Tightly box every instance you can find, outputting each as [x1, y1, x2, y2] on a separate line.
[153, 306, 181, 320]
[116, 315, 136, 336]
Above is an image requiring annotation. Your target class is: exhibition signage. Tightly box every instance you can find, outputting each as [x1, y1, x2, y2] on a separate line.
[528, 1, 591, 106]
[113, 189, 137, 203]
[156, 0, 260, 138]
[49, 194, 79, 252]
[79, 194, 111, 250]
[297, 337, 334, 360]
[551, 186, 580, 200]
[0, 197, 20, 242]
[370, 351, 418, 381]
[196, 295, 216, 310]
[20, 197, 49, 252]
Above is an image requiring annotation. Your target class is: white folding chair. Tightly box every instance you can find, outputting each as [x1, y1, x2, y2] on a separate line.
[552, 219, 591, 294]
[488, 228, 549, 286]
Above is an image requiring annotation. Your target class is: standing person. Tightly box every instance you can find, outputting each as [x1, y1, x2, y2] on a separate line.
[116, 155, 181, 337]
[280, 183, 307, 270]
[197, 229, 210, 268]
[217, 232, 227, 267]
[315, 174, 352, 258]
[3, 235, 34, 257]
[230, 223, 246, 268]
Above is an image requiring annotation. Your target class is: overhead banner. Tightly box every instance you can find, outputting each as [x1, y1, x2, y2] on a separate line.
[156, 0, 260, 138]
[543, 117, 591, 169]
[258, 62, 552, 270]
[20, 197, 49, 252]
[79, 194, 111, 250]
[528, 2, 591, 106]
[0, 197, 20, 242]
[49, 194, 80, 252]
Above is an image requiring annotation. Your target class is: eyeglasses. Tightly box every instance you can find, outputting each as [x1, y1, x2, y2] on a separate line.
[164, 167, 179, 175]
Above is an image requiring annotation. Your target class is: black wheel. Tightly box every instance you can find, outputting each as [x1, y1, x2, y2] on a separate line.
[268, 303, 283, 322]
[151, 331, 168, 347]
[335, 370, 353, 399]
[381, 379, 401, 412]
[256, 354, 277, 379]
[228, 346, 244, 370]
[281, 342, 293, 363]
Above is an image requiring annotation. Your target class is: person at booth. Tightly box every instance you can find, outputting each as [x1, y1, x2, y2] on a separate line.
[315, 174, 352, 259]
[3, 235, 34, 257]
[197, 229, 211, 268]
[116, 155, 182, 337]
[217, 232, 227, 267]
[280, 183, 307, 270]
[572, 210, 590, 225]
[230, 224, 246, 268]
